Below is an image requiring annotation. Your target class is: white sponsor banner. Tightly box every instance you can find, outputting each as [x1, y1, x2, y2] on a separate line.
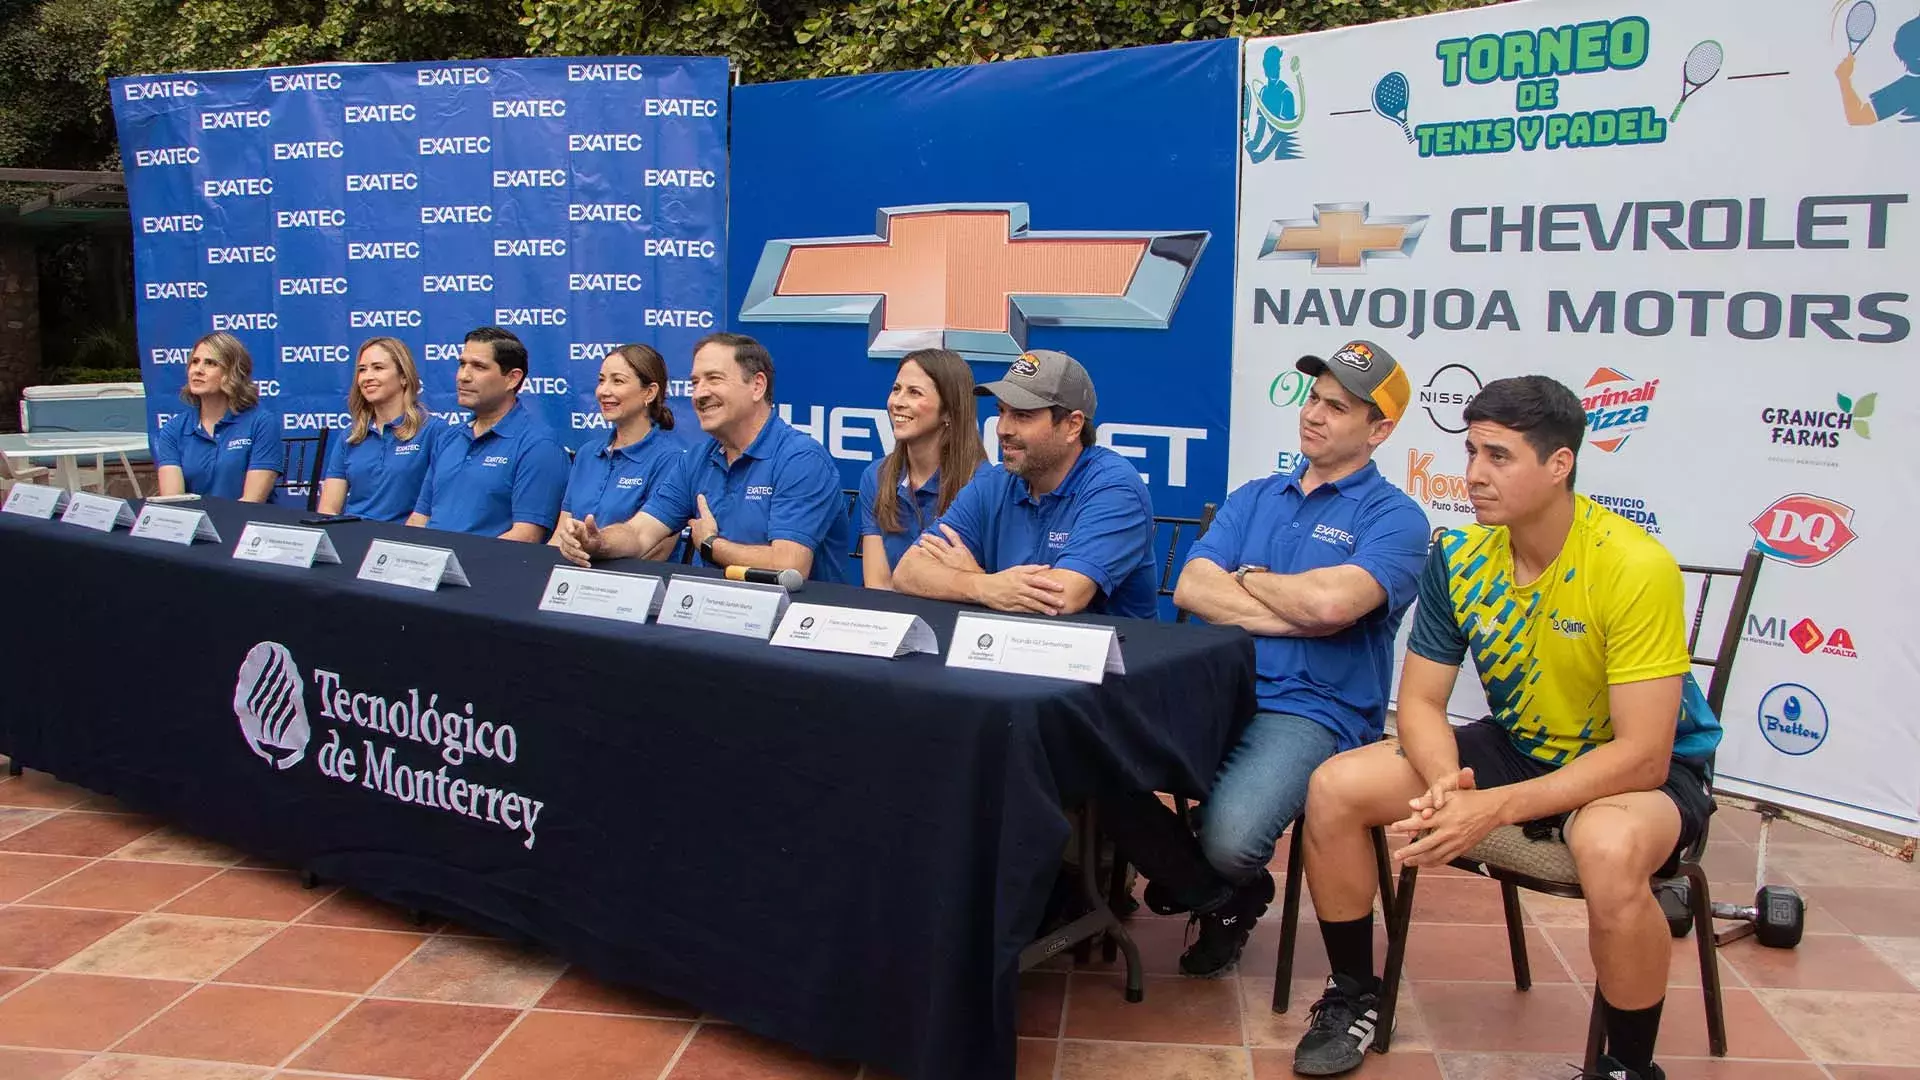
[1233, 0, 1920, 835]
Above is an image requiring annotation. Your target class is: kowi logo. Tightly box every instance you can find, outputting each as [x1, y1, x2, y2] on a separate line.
[233, 642, 312, 769]
[1750, 494, 1858, 568]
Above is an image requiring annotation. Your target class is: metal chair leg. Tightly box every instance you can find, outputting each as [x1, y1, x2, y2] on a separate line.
[1374, 863, 1419, 1053]
[1272, 820, 1308, 1013]
[6, 759, 20, 777]
[1683, 861, 1728, 1056]
[1101, 849, 1129, 963]
[1501, 880, 1532, 991]
[1371, 826, 1396, 913]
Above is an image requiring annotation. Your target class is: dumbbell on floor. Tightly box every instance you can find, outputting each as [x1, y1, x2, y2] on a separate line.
[1655, 880, 1805, 949]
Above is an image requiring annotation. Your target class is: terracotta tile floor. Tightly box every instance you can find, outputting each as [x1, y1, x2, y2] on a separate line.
[1, 762, 1914, 1079]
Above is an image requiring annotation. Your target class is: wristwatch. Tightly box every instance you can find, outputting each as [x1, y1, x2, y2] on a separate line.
[699, 536, 717, 565]
[1235, 565, 1265, 586]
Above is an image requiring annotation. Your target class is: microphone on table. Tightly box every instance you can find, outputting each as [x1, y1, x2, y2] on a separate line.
[725, 565, 806, 592]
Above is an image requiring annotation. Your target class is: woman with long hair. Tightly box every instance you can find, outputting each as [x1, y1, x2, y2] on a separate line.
[550, 344, 686, 561]
[154, 330, 283, 501]
[857, 348, 989, 589]
[315, 337, 440, 521]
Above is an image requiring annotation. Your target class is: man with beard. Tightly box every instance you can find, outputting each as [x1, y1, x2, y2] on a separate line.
[1099, 339, 1430, 980]
[892, 349, 1157, 619]
[407, 325, 569, 541]
[554, 332, 852, 583]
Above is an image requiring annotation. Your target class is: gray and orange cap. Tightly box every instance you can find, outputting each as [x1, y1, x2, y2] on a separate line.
[1295, 339, 1411, 421]
[975, 349, 1098, 417]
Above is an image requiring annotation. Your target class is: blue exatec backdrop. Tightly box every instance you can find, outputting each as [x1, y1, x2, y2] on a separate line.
[110, 55, 729, 489]
[728, 39, 1239, 519]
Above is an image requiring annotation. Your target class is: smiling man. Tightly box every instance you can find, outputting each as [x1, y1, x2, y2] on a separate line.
[407, 326, 569, 541]
[891, 349, 1158, 618]
[554, 332, 852, 583]
[1100, 339, 1430, 979]
[1294, 375, 1720, 1080]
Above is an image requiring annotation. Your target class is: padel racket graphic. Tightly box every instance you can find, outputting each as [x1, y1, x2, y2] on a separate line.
[1670, 40, 1724, 121]
[1373, 71, 1414, 141]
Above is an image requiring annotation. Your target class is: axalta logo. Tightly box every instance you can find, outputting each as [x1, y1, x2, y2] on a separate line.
[1758, 683, 1828, 756]
[1750, 493, 1858, 568]
[738, 202, 1207, 362]
[234, 642, 312, 769]
[1581, 367, 1658, 452]
[1744, 614, 1861, 659]
[1405, 450, 1472, 514]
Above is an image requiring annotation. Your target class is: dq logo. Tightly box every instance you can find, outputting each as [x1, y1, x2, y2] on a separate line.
[233, 642, 312, 769]
[1750, 493, 1858, 568]
[738, 203, 1207, 362]
[1757, 682, 1828, 757]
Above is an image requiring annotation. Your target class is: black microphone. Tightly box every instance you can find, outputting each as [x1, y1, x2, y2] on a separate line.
[724, 565, 805, 591]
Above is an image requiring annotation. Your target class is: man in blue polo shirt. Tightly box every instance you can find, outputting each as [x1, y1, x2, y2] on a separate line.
[892, 349, 1158, 619]
[1099, 339, 1431, 977]
[406, 326, 569, 542]
[555, 332, 852, 583]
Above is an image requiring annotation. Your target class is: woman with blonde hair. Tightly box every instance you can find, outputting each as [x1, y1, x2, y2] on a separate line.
[550, 344, 687, 560]
[857, 348, 989, 589]
[316, 337, 442, 521]
[154, 330, 283, 501]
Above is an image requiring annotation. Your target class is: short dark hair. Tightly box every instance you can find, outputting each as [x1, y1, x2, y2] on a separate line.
[1461, 375, 1585, 488]
[1049, 405, 1097, 447]
[464, 326, 529, 384]
[695, 331, 774, 401]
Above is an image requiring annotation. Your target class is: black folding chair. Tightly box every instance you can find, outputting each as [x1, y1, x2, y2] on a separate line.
[1151, 504, 1217, 624]
[276, 430, 330, 512]
[1369, 548, 1764, 1069]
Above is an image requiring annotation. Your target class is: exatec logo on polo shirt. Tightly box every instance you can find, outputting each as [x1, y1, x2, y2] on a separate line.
[1047, 530, 1071, 549]
[738, 203, 1208, 362]
[225, 437, 253, 452]
[482, 455, 511, 468]
[616, 476, 645, 489]
[1311, 523, 1355, 547]
[234, 642, 312, 769]
[745, 485, 773, 500]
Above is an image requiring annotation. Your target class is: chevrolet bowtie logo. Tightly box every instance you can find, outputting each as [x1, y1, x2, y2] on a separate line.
[738, 203, 1208, 361]
[1258, 202, 1427, 271]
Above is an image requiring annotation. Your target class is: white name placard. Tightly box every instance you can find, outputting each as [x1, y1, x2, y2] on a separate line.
[658, 574, 789, 640]
[131, 503, 223, 545]
[232, 522, 340, 568]
[538, 565, 664, 625]
[771, 602, 938, 659]
[60, 491, 135, 532]
[1, 483, 68, 519]
[945, 612, 1126, 684]
[356, 538, 469, 591]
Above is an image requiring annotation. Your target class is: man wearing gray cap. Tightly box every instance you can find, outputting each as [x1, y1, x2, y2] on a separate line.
[892, 348, 1159, 619]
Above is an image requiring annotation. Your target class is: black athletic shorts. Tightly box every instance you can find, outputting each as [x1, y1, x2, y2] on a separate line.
[1453, 719, 1715, 878]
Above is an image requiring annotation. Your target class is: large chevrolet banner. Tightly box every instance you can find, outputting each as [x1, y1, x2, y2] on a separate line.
[111, 57, 729, 464]
[1231, 0, 1920, 835]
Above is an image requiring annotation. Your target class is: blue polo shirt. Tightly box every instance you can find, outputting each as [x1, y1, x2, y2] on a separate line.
[321, 415, 444, 522]
[412, 400, 569, 538]
[562, 425, 688, 525]
[933, 444, 1158, 619]
[640, 414, 852, 584]
[1186, 459, 1430, 751]
[153, 406, 283, 499]
[857, 458, 991, 570]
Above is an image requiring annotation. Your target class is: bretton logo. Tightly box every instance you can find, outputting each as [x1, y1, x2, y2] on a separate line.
[1581, 367, 1659, 452]
[737, 203, 1208, 362]
[1257, 202, 1427, 272]
[234, 642, 311, 769]
[1758, 682, 1829, 756]
[1750, 493, 1859, 568]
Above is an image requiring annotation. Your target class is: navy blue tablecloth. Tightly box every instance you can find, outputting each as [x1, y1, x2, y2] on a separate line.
[0, 497, 1254, 1080]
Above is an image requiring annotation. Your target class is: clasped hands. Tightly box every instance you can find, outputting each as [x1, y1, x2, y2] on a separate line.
[557, 494, 722, 569]
[915, 524, 1066, 615]
[1388, 765, 1505, 868]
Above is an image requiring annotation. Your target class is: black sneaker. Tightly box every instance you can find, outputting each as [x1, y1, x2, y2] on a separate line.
[1177, 870, 1274, 977]
[1292, 974, 1385, 1076]
[1575, 1055, 1666, 1080]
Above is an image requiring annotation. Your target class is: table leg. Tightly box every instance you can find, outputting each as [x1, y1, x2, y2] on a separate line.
[119, 453, 142, 498]
[1016, 804, 1144, 1003]
[56, 456, 80, 492]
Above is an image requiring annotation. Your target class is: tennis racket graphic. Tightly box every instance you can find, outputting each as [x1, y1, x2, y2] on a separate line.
[1670, 40, 1724, 122]
[1373, 72, 1414, 142]
[1846, 0, 1877, 54]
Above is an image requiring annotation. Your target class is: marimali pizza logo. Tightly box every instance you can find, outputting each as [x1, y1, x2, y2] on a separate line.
[1581, 367, 1658, 453]
[233, 642, 312, 769]
[1750, 493, 1859, 568]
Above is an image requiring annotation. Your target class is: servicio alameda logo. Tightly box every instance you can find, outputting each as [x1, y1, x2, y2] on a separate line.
[231, 643, 546, 848]
[1750, 493, 1859, 568]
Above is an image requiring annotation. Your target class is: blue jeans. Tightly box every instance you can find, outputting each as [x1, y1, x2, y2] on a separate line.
[1200, 711, 1341, 884]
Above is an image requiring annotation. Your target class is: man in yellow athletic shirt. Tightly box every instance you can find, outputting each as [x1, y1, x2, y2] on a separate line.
[1292, 376, 1719, 1080]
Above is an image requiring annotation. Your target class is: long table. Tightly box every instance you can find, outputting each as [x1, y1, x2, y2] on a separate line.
[0, 497, 1255, 1080]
